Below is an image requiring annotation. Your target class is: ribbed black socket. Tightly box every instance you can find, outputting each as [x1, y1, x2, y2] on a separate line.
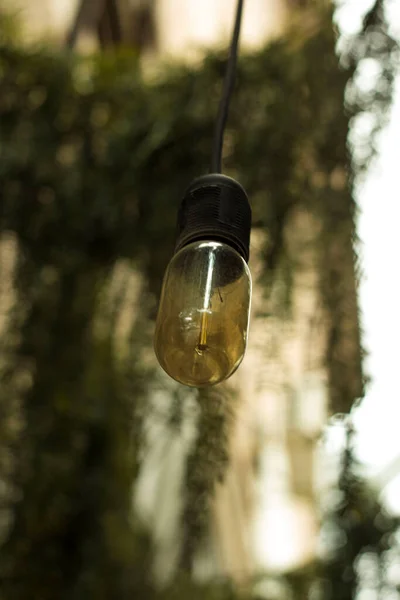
[174, 174, 251, 263]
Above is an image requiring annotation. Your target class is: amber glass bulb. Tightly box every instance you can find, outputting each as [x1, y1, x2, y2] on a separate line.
[154, 240, 251, 387]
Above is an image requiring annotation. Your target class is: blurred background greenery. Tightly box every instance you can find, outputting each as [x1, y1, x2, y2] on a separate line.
[0, 0, 399, 598]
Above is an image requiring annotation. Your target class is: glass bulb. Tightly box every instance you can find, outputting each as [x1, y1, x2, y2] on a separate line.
[154, 240, 251, 387]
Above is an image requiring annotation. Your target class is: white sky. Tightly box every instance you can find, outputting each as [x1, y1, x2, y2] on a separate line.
[354, 82, 400, 468]
[335, 0, 400, 507]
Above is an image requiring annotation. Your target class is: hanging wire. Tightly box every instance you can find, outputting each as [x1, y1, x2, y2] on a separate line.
[210, 0, 245, 173]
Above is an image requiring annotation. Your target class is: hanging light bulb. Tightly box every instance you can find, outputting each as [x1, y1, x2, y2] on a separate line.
[154, 0, 251, 387]
[154, 174, 252, 387]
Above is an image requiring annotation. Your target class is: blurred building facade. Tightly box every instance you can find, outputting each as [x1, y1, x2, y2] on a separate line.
[1, 0, 288, 54]
[0, 0, 359, 585]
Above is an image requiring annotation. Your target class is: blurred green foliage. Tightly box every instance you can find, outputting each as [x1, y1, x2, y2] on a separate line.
[0, 1, 398, 599]
[321, 424, 400, 600]
[283, 423, 400, 600]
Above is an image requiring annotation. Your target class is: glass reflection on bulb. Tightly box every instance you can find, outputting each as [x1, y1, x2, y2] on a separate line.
[154, 240, 251, 387]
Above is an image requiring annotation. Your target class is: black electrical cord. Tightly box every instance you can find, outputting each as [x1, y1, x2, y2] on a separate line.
[210, 0, 245, 173]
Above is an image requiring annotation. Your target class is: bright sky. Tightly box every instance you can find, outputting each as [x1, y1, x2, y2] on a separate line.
[335, 0, 400, 506]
